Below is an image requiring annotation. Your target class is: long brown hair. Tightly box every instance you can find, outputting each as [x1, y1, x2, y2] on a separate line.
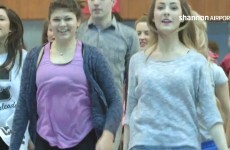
[147, 0, 208, 58]
[0, 5, 24, 72]
[41, 21, 49, 44]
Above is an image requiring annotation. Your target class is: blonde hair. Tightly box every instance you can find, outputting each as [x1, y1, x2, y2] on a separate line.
[190, 10, 208, 57]
[192, 10, 227, 124]
[189, 11, 226, 123]
[146, 0, 208, 58]
[135, 15, 154, 50]
[135, 15, 148, 29]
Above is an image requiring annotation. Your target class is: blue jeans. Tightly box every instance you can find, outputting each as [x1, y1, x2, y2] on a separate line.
[130, 145, 196, 150]
[201, 140, 218, 150]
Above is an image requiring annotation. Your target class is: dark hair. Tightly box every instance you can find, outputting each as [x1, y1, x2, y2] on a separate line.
[77, 0, 86, 9]
[112, 12, 123, 22]
[0, 5, 24, 72]
[208, 41, 219, 54]
[48, 0, 81, 20]
[42, 21, 49, 44]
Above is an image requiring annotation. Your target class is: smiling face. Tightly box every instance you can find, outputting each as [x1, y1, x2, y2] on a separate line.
[153, 0, 182, 34]
[136, 22, 150, 50]
[49, 9, 79, 42]
[0, 9, 10, 42]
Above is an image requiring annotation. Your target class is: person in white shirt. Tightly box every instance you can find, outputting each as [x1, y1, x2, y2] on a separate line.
[192, 13, 230, 149]
[0, 5, 28, 150]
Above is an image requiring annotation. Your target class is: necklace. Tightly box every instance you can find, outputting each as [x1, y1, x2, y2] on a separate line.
[56, 48, 65, 56]
[54, 40, 77, 56]
[58, 51, 64, 56]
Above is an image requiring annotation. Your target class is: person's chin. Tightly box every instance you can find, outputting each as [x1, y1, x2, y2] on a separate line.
[57, 36, 71, 41]
[92, 14, 104, 19]
[158, 28, 178, 35]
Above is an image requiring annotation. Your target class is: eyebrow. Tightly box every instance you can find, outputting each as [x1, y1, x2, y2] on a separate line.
[158, 2, 178, 5]
[64, 16, 72, 18]
[170, 2, 178, 5]
[52, 15, 72, 18]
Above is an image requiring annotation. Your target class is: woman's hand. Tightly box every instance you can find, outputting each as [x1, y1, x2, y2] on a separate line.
[96, 130, 114, 150]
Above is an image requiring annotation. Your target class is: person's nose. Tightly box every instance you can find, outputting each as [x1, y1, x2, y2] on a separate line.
[59, 19, 66, 26]
[93, 0, 100, 6]
[140, 33, 145, 39]
[163, 6, 170, 17]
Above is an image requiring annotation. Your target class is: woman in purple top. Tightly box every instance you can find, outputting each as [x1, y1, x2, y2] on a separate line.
[9, 0, 122, 150]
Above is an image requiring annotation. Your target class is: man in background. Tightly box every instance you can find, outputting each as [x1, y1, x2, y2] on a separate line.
[77, 0, 140, 149]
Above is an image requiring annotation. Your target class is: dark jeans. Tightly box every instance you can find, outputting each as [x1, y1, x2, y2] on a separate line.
[131, 145, 197, 150]
[0, 137, 9, 150]
[35, 130, 97, 150]
[201, 140, 218, 150]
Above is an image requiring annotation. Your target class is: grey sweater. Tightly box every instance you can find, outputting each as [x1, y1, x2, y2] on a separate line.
[9, 43, 123, 150]
[125, 50, 222, 149]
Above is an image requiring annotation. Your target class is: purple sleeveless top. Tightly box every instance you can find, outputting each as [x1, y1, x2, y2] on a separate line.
[36, 41, 93, 148]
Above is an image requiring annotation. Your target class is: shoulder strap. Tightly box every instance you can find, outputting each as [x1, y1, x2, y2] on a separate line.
[36, 47, 45, 69]
[82, 42, 85, 57]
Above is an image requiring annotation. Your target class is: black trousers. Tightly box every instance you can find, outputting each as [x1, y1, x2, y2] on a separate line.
[0, 137, 8, 150]
[35, 130, 97, 150]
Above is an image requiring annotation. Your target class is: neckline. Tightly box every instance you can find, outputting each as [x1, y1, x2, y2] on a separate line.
[145, 50, 192, 64]
[47, 41, 80, 65]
